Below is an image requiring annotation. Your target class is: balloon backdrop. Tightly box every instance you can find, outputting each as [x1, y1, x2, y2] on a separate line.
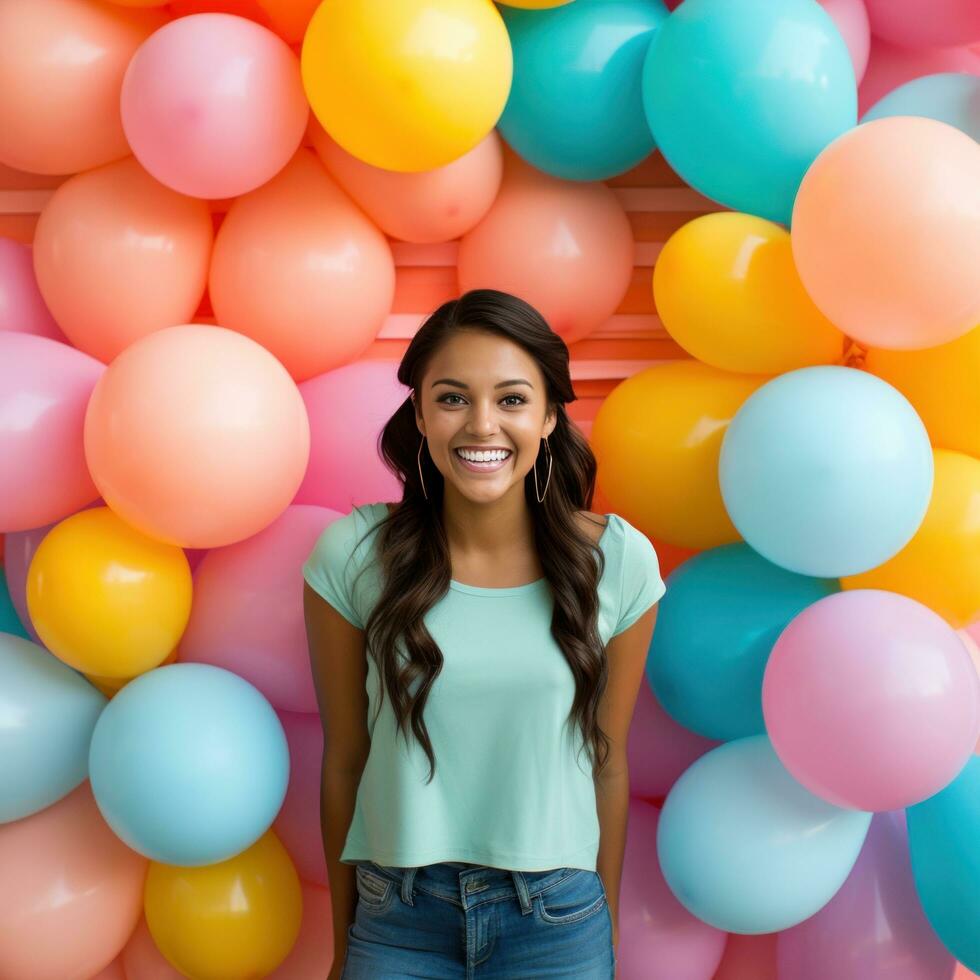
[863, 0, 980, 50]
[0, 239, 66, 342]
[863, 72, 980, 142]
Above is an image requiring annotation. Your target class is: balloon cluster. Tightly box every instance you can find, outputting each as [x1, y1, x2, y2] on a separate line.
[0, 0, 978, 978]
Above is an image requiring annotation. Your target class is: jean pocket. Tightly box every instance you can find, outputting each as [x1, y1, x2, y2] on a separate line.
[537, 869, 607, 925]
[355, 863, 395, 914]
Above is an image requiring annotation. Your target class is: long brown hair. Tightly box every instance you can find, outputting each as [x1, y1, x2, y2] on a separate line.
[350, 289, 612, 784]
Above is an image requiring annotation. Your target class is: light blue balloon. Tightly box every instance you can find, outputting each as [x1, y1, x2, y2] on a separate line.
[641, 0, 857, 224]
[0, 632, 106, 823]
[863, 73, 980, 143]
[719, 366, 933, 578]
[648, 544, 838, 741]
[658, 735, 872, 933]
[0, 568, 30, 640]
[89, 663, 289, 866]
[498, 0, 668, 181]
[907, 756, 980, 971]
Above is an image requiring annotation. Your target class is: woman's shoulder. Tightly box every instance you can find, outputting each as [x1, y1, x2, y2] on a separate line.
[574, 509, 609, 547]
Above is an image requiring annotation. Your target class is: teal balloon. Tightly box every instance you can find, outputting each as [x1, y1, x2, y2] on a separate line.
[647, 544, 839, 741]
[641, 0, 857, 224]
[0, 632, 106, 823]
[658, 735, 872, 933]
[863, 72, 980, 143]
[907, 756, 980, 971]
[89, 663, 289, 866]
[719, 366, 934, 578]
[499, 0, 668, 181]
[0, 568, 30, 640]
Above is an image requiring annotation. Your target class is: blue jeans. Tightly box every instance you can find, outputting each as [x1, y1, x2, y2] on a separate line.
[341, 860, 616, 979]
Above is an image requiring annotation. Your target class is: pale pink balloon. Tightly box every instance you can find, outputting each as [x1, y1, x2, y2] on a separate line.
[178, 506, 340, 712]
[0, 333, 103, 532]
[457, 150, 634, 344]
[958, 629, 980, 753]
[619, 800, 727, 980]
[864, 0, 980, 49]
[819, 0, 871, 85]
[121, 13, 309, 198]
[83, 324, 311, 548]
[120, 917, 185, 979]
[0, 0, 166, 175]
[266, 881, 336, 979]
[294, 360, 408, 511]
[0, 782, 147, 980]
[0, 240, 66, 342]
[272, 710, 327, 887]
[792, 117, 980, 350]
[763, 590, 980, 811]
[712, 934, 777, 980]
[311, 121, 504, 244]
[32, 156, 213, 364]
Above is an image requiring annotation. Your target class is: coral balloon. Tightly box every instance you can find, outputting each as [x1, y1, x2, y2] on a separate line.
[591, 361, 770, 550]
[458, 152, 634, 343]
[26, 507, 192, 677]
[209, 149, 395, 382]
[653, 212, 846, 374]
[83, 325, 310, 548]
[121, 13, 308, 198]
[864, 0, 980, 50]
[0, 239, 65, 342]
[144, 830, 302, 980]
[256, 0, 320, 42]
[792, 117, 980, 350]
[310, 122, 504, 244]
[0, 0, 166, 175]
[301, 0, 513, 171]
[32, 157, 212, 364]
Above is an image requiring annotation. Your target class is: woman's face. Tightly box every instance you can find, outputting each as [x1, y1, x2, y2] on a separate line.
[413, 330, 557, 505]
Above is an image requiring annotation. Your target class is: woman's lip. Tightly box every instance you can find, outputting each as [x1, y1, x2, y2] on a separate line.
[453, 449, 512, 474]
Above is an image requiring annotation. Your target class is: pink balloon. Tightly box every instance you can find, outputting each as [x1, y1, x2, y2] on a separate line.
[121, 13, 308, 198]
[712, 934, 777, 980]
[272, 710, 327, 887]
[763, 590, 980, 811]
[958, 629, 980, 754]
[294, 360, 409, 511]
[819, 0, 871, 85]
[0, 782, 147, 980]
[266, 881, 336, 979]
[120, 916, 186, 979]
[311, 121, 504, 244]
[457, 150, 634, 344]
[864, 0, 980, 50]
[0, 333, 103, 532]
[619, 800, 727, 980]
[0, 239, 66, 342]
[178, 505, 340, 712]
[777, 810, 955, 980]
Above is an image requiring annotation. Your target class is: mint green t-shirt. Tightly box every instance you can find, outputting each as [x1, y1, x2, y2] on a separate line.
[302, 502, 666, 872]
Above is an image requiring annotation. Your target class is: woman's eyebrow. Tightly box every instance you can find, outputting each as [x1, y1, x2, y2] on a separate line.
[431, 378, 534, 389]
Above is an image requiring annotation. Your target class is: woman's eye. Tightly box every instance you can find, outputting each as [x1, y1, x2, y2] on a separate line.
[438, 394, 527, 407]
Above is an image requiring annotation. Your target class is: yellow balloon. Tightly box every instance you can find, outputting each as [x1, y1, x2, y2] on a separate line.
[497, 0, 573, 6]
[301, 0, 513, 172]
[653, 212, 846, 374]
[145, 830, 303, 980]
[841, 449, 980, 629]
[591, 360, 771, 549]
[865, 324, 979, 459]
[26, 507, 191, 678]
[85, 647, 179, 699]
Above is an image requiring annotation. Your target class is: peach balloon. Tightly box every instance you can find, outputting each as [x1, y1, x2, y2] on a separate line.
[89, 957, 127, 980]
[83, 325, 310, 548]
[792, 117, 980, 350]
[0, 782, 147, 980]
[0, 0, 167, 175]
[311, 121, 504, 244]
[457, 151, 634, 343]
[209, 149, 395, 382]
[32, 157, 213, 364]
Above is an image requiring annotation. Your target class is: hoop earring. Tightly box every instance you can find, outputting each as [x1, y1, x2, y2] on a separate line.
[417, 434, 429, 501]
[534, 436, 553, 503]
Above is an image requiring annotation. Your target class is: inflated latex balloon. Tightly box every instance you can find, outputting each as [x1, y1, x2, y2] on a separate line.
[83, 325, 310, 549]
[642, 0, 856, 224]
[653, 213, 846, 374]
[208, 149, 395, 382]
[864, 0, 980, 50]
[144, 829, 302, 980]
[302, 0, 512, 171]
[0, 239, 65, 341]
[26, 507, 192, 678]
[719, 366, 934, 578]
[498, 0, 667, 180]
[498, 0, 573, 6]
[792, 117, 980, 350]
[863, 72, 980, 142]
[32, 157, 212, 364]
[0, 0, 166, 174]
[121, 13, 308, 198]
[0, 634, 106, 824]
[0, 569, 29, 640]
[657, 735, 872, 934]
[256, 0, 320, 42]
[85, 647, 178, 701]
[820, 0, 870, 86]
[89, 663, 290, 865]
[591, 361, 771, 550]
[0, 333, 103, 532]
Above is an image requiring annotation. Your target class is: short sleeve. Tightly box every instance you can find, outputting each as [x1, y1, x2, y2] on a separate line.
[302, 511, 368, 629]
[612, 523, 666, 637]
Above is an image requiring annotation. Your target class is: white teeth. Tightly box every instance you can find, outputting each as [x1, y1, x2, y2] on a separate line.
[456, 448, 511, 463]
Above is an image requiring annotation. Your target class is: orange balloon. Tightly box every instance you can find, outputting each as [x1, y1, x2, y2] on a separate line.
[0, 0, 167, 174]
[209, 149, 395, 382]
[257, 0, 320, 41]
[33, 157, 213, 364]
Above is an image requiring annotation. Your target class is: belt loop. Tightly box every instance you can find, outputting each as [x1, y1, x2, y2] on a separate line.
[510, 870, 533, 915]
[400, 866, 418, 906]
